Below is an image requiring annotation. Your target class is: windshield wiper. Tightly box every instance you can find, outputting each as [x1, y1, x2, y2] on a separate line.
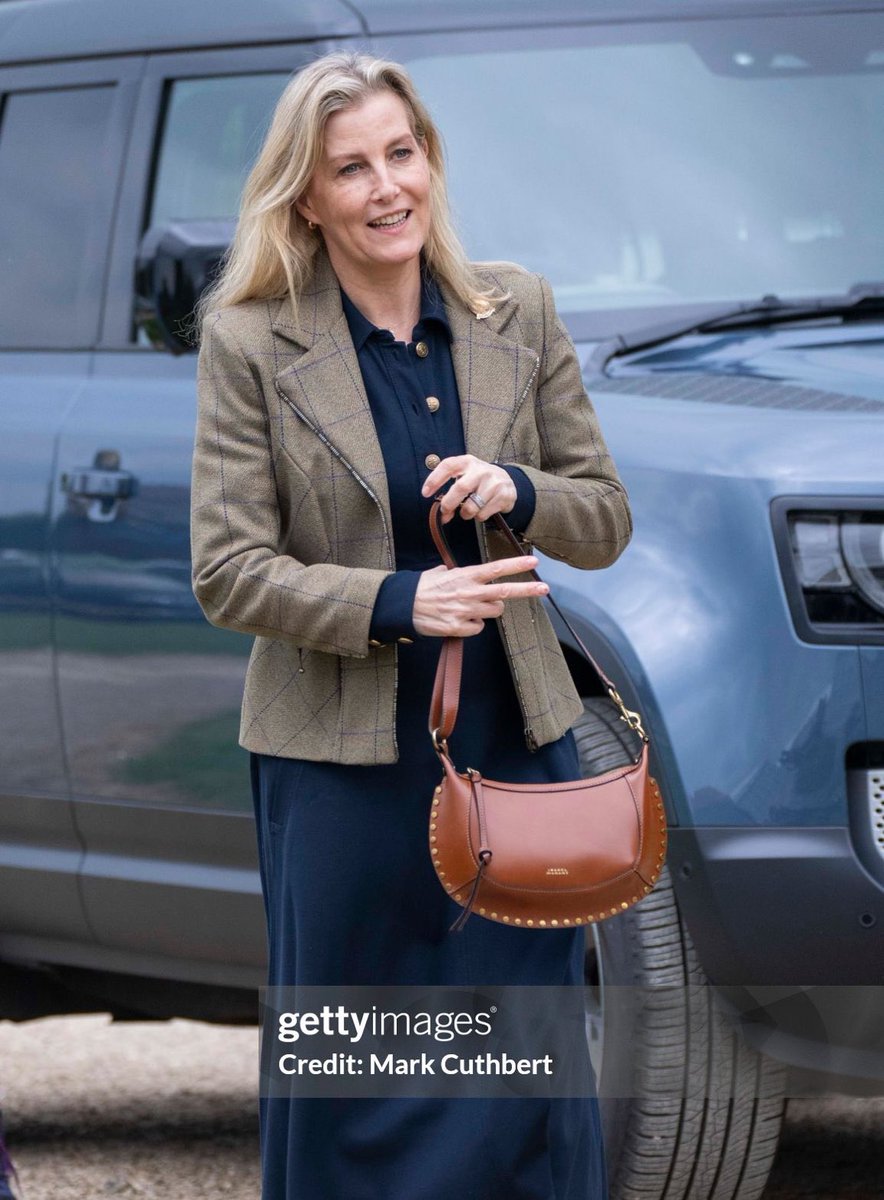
[587, 282, 884, 373]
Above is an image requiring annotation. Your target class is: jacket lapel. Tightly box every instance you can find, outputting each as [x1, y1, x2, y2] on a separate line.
[272, 251, 392, 523]
[437, 276, 540, 468]
[271, 249, 538, 528]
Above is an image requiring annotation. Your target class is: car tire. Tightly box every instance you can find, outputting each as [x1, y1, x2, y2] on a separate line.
[573, 696, 788, 1200]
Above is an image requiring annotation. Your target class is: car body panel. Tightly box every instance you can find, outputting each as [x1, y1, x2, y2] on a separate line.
[546, 339, 882, 830]
[0, 0, 362, 66]
[610, 324, 884, 405]
[4, 0, 872, 68]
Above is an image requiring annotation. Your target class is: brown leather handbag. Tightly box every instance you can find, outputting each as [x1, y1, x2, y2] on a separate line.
[427, 500, 667, 933]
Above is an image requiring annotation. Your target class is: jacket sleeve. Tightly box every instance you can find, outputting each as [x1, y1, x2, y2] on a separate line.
[190, 311, 394, 657]
[501, 274, 632, 569]
[368, 569, 423, 642]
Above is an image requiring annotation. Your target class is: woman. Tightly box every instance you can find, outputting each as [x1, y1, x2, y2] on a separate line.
[190, 51, 632, 1200]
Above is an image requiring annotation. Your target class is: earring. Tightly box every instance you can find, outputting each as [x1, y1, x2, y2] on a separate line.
[308, 220, 315, 231]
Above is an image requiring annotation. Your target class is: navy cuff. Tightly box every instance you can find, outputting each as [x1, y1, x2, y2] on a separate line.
[500, 464, 537, 533]
[369, 569, 424, 642]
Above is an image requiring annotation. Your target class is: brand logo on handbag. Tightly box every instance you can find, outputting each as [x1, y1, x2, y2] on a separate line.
[545, 867, 569, 875]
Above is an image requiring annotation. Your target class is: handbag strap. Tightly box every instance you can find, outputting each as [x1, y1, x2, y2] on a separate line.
[427, 498, 648, 755]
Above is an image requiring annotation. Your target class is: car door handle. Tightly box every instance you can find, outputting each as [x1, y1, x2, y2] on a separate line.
[60, 449, 138, 523]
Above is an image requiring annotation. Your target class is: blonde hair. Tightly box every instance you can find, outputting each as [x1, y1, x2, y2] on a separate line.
[189, 50, 508, 339]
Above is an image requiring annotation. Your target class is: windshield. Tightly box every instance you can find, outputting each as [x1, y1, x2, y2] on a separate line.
[394, 11, 884, 335]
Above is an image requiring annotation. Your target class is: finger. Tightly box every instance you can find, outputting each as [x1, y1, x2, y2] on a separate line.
[462, 465, 518, 521]
[464, 554, 540, 581]
[449, 467, 506, 520]
[484, 581, 549, 601]
[449, 617, 485, 638]
[459, 489, 493, 520]
[474, 598, 506, 618]
[421, 455, 474, 500]
[441, 474, 486, 522]
[428, 475, 476, 524]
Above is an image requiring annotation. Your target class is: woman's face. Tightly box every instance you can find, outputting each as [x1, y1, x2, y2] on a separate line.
[296, 89, 431, 282]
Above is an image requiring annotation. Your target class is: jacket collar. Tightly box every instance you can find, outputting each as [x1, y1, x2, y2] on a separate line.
[271, 247, 540, 523]
[269, 245, 523, 349]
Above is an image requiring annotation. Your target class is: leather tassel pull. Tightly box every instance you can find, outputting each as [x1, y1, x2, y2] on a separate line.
[448, 768, 493, 933]
[448, 849, 492, 933]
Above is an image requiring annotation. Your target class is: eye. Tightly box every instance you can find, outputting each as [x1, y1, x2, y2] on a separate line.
[392, 147, 413, 161]
[338, 161, 362, 176]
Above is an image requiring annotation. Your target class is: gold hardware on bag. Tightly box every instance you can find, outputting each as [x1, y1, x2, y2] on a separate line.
[607, 686, 649, 742]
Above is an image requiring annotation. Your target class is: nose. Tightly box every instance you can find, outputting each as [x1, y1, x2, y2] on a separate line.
[371, 162, 399, 203]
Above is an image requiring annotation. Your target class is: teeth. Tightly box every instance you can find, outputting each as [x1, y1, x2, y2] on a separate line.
[370, 211, 408, 227]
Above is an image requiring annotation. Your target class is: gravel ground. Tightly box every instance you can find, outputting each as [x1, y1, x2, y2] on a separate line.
[0, 1015, 881, 1199]
[0, 1015, 260, 1200]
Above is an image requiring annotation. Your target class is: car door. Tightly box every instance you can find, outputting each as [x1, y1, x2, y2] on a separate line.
[0, 53, 141, 963]
[0, 54, 142, 964]
[52, 43, 348, 985]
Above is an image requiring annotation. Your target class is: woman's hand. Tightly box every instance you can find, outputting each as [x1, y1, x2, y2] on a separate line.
[420, 454, 517, 523]
[413, 556, 548, 639]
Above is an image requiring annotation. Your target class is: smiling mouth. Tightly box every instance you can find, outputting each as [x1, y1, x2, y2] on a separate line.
[368, 210, 410, 229]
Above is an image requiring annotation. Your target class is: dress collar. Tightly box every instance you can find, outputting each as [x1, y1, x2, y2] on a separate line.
[340, 263, 453, 351]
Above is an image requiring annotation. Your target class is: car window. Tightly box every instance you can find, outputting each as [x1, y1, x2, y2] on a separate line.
[395, 10, 884, 329]
[149, 73, 289, 225]
[0, 85, 117, 348]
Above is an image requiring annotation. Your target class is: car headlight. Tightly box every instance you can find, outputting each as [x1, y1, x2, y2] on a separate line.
[841, 519, 884, 615]
[771, 498, 884, 645]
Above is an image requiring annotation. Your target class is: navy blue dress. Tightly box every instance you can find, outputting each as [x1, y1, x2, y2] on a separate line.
[250, 268, 608, 1199]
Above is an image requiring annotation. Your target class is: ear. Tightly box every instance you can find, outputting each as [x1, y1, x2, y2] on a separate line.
[295, 192, 319, 226]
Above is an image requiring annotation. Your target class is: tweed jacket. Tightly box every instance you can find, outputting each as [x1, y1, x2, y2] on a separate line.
[190, 248, 633, 763]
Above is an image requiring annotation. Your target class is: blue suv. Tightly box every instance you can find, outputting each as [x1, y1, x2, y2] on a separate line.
[1, 2, 881, 1198]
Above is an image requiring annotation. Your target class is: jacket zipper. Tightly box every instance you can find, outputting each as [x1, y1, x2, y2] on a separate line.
[497, 352, 541, 460]
[492, 546, 539, 753]
[485, 353, 542, 753]
[274, 385, 394, 571]
[274, 385, 399, 757]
